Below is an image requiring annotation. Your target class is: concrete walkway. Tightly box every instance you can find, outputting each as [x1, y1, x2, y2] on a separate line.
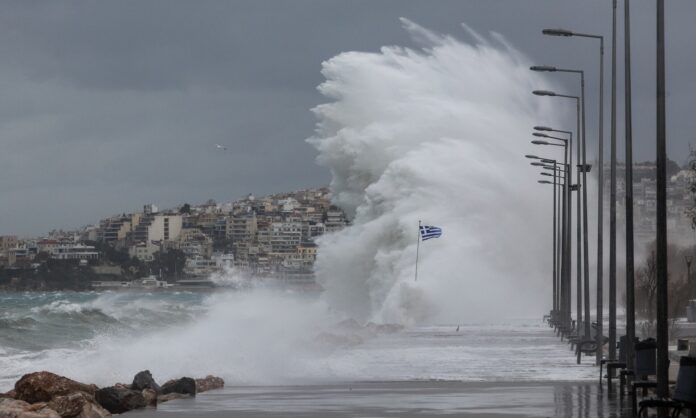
[128, 381, 630, 417]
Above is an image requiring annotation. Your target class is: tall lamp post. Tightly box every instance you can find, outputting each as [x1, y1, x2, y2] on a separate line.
[530, 68, 591, 344]
[543, 27, 605, 366]
[608, 0, 618, 368]
[539, 161, 568, 326]
[534, 130, 582, 337]
[624, 0, 637, 378]
[655, 0, 669, 399]
[532, 90, 578, 337]
[532, 136, 571, 332]
[528, 155, 560, 321]
[534, 160, 567, 327]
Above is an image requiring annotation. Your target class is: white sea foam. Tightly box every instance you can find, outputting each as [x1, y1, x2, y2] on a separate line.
[0, 289, 332, 388]
[309, 19, 564, 325]
[31, 300, 84, 314]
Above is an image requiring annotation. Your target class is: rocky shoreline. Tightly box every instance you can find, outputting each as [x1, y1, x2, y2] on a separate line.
[0, 371, 224, 417]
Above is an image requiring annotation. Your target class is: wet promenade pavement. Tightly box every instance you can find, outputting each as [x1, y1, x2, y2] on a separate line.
[129, 380, 632, 417]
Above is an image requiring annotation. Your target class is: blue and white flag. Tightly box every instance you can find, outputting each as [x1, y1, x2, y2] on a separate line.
[419, 225, 442, 241]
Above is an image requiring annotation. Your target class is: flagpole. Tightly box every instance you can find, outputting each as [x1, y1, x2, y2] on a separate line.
[415, 220, 421, 281]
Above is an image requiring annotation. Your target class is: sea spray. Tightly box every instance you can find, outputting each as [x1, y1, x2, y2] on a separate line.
[0, 289, 332, 389]
[309, 19, 566, 324]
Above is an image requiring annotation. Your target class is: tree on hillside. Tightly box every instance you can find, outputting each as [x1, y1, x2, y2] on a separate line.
[667, 158, 681, 178]
[149, 249, 186, 281]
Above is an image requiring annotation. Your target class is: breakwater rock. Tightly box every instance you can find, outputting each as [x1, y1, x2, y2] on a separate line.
[1, 370, 225, 417]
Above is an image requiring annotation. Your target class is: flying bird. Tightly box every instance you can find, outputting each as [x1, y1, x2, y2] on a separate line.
[215, 144, 228, 151]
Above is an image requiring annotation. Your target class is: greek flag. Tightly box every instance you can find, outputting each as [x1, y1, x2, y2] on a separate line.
[419, 225, 442, 241]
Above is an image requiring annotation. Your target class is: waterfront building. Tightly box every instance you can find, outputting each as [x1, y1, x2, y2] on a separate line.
[128, 242, 159, 262]
[184, 256, 219, 277]
[50, 244, 100, 261]
[325, 207, 349, 233]
[212, 252, 234, 269]
[99, 214, 141, 243]
[270, 221, 303, 253]
[133, 213, 182, 244]
[0, 236, 18, 252]
[9, 187, 348, 282]
[177, 228, 213, 258]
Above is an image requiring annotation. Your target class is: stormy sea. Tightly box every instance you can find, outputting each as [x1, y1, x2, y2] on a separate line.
[0, 289, 595, 393]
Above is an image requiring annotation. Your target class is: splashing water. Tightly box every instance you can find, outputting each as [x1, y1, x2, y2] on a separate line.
[309, 19, 565, 325]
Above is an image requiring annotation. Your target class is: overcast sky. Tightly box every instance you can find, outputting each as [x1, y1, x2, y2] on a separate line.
[0, 0, 693, 236]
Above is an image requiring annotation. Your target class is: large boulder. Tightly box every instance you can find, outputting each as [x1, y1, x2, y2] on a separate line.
[130, 371, 160, 393]
[74, 401, 110, 418]
[94, 387, 146, 414]
[46, 392, 89, 417]
[195, 376, 224, 393]
[14, 372, 97, 404]
[0, 397, 61, 418]
[141, 389, 157, 407]
[46, 391, 110, 418]
[160, 378, 196, 397]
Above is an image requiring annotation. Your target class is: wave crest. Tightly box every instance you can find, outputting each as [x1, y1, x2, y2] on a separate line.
[310, 21, 564, 324]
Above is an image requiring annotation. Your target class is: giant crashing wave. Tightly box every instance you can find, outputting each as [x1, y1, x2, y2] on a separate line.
[309, 19, 567, 325]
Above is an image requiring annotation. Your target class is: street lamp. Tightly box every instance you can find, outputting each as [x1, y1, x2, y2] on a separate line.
[537, 176, 558, 320]
[531, 152, 566, 328]
[605, 0, 619, 372]
[624, 0, 637, 382]
[531, 89, 579, 338]
[543, 25, 606, 367]
[536, 160, 562, 328]
[655, 0, 669, 398]
[542, 29, 574, 37]
[532, 136, 571, 334]
[532, 130, 575, 337]
[531, 66, 591, 347]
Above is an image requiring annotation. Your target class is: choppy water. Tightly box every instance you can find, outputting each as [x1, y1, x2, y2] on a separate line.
[0, 290, 595, 392]
[0, 291, 206, 352]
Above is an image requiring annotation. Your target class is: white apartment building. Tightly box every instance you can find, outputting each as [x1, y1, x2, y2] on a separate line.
[270, 221, 302, 253]
[184, 257, 218, 277]
[325, 209, 348, 233]
[0, 236, 18, 252]
[51, 244, 100, 261]
[128, 242, 159, 262]
[228, 214, 257, 242]
[133, 214, 183, 244]
[213, 253, 234, 269]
